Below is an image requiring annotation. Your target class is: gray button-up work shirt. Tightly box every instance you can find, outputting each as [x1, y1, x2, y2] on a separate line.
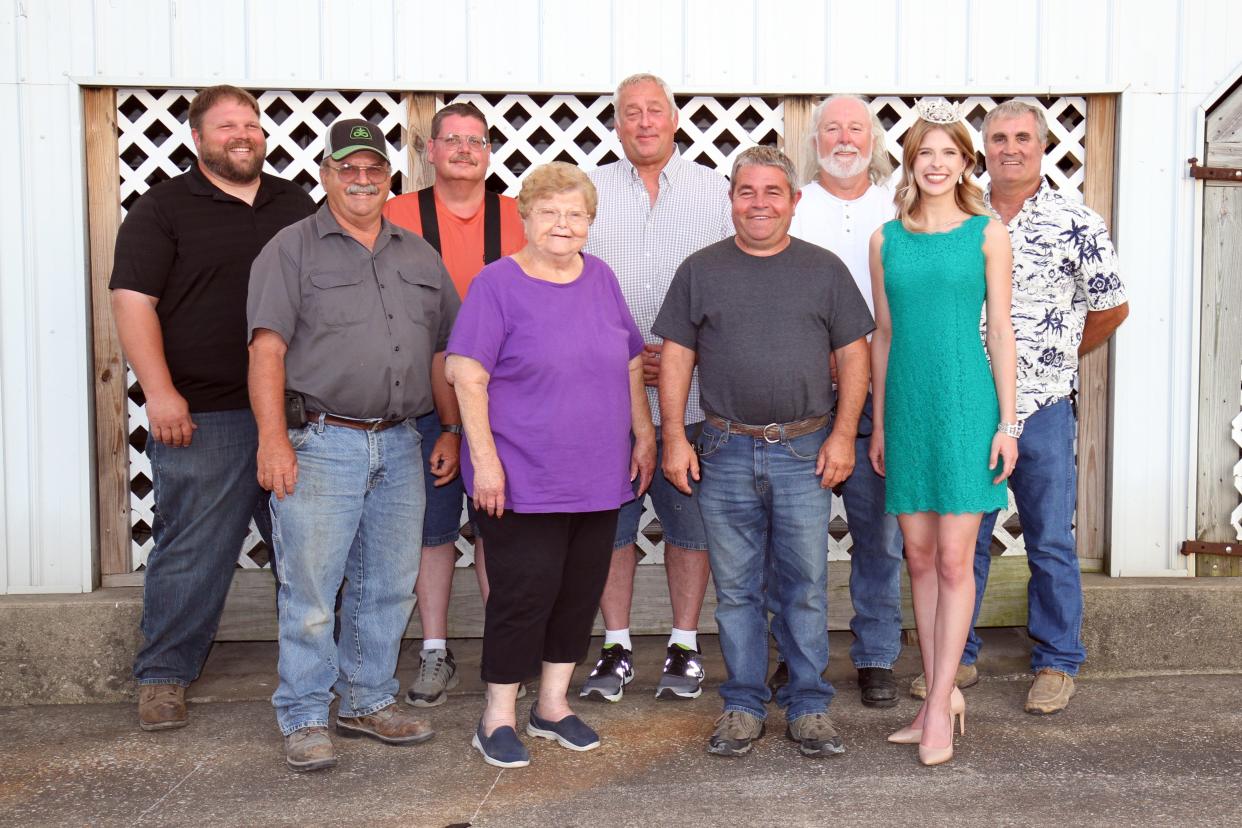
[248, 205, 460, 420]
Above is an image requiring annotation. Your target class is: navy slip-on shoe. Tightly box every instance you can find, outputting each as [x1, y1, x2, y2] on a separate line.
[526, 704, 601, 751]
[471, 721, 530, 768]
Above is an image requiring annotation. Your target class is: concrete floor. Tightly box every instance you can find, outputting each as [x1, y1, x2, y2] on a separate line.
[2, 631, 1240, 827]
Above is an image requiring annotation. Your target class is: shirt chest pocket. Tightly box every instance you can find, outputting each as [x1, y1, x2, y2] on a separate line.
[397, 267, 440, 327]
[308, 269, 370, 327]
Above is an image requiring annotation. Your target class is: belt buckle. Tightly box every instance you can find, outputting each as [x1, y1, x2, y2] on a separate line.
[762, 423, 782, 444]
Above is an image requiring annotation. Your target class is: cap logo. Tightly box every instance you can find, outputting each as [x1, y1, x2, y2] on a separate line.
[350, 125, 373, 140]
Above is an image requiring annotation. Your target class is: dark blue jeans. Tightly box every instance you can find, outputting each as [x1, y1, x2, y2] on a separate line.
[133, 409, 270, 686]
[963, 399, 1085, 675]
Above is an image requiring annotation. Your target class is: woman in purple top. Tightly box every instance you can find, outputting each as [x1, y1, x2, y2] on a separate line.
[446, 162, 656, 768]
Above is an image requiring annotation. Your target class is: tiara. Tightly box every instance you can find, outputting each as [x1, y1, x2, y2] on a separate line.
[915, 97, 963, 125]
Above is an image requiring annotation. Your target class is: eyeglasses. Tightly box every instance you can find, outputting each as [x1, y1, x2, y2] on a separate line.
[326, 162, 391, 183]
[435, 133, 490, 150]
[531, 208, 591, 227]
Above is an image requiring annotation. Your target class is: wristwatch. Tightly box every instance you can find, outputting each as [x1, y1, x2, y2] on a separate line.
[997, 420, 1024, 438]
[441, 424, 463, 435]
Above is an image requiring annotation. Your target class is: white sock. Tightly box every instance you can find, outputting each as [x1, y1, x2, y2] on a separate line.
[668, 628, 698, 651]
[422, 638, 447, 653]
[604, 629, 632, 651]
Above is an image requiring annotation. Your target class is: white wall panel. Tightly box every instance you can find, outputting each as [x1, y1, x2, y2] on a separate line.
[755, 0, 825, 90]
[466, 0, 539, 87]
[171, 0, 248, 81]
[322, 0, 394, 86]
[897, 0, 968, 88]
[394, 1, 467, 86]
[684, 0, 754, 89]
[1110, 91, 1192, 574]
[246, 0, 321, 83]
[541, 0, 611, 88]
[612, 0, 683, 86]
[0, 0, 14, 85]
[17, 0, 95, 84]
[1114, 0, 1179, 93]
[968, 0, 1039, 88]
[1042, 0, 1114, 88]
[1, 84, 92, 592]
[827, 0, 899, 89]
[93, 0, 171, 80]
[1179, 0, 1242, 94]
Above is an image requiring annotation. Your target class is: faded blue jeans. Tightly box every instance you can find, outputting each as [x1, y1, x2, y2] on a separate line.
[844, 396, 905, 669]
[963, 399, 1085, 674]
[134, 408, 271, 687]
[271, 418, 425, 735]
[697, 419, 835, 723]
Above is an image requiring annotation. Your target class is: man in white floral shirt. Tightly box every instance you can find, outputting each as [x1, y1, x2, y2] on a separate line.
[959, 100, 1129, 715]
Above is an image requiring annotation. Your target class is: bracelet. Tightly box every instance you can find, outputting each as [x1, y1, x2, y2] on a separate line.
[441, 424, 463, 435]
[997, 420, 1024, 438]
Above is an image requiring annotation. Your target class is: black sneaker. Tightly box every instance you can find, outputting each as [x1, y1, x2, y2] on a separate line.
[579, 644, 634, 702]
[655, 645, 705, 700]
[857, 667, 898, 708]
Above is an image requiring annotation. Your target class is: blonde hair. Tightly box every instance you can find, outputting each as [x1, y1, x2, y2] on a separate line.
[516, 161, 598, 219]
[893, 119, 987, 232]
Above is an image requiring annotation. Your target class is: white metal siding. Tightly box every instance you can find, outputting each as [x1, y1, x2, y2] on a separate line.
[2, 0, 1240, 590]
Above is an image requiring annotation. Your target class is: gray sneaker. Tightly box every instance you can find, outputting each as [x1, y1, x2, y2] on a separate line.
[786, 712, 844, 757]
[655, 645, 705, 700]
[579, 645, 634, 702]
[707, 710, 765, 757]
[406, 648, 459, 707]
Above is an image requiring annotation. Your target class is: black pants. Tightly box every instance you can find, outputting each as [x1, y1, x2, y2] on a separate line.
[474, 509, 619, 684]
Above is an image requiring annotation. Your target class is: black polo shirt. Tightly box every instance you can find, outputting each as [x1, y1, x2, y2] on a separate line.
[110, 164, 315, 411]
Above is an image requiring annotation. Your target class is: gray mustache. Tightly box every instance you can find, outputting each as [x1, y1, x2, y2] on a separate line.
[346, 184, 380, 195]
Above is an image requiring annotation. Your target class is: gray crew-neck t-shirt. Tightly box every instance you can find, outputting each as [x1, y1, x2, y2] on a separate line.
[653, 236, 874, 425]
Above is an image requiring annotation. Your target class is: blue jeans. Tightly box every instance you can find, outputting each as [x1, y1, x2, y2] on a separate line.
[697, 420, 835, 722]
[134, 409, 270, 686]
[844, 396, 904, 669]
[963, 399, 1084, 674]
[270, 418, 425, 735]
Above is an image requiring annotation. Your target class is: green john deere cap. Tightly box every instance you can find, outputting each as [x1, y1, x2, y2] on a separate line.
[323, 117, 389, 162]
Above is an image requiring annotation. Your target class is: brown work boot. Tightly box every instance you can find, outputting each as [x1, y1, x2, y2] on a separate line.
[285, 726, 337, 772]
[336, 703, 435, 745]
[1025, 668, 1075, 714]
[138, 683, 188, 731]
[909, 663, 978, 700]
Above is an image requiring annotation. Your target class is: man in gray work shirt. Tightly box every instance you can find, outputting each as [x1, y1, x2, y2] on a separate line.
[247, 118, 460, 773]
[655, 146, 873, 760]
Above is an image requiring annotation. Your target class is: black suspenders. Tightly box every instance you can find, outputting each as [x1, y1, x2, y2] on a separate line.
[417, 187, 502, 265]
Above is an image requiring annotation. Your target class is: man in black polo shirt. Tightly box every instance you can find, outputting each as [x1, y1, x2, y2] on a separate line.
[110, 85, 314, 733]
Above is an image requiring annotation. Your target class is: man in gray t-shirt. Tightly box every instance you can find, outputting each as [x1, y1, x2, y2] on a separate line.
[654, 146, 873, 759]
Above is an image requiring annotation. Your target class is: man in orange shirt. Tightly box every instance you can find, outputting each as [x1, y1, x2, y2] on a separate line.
[383, 102, 525, 707]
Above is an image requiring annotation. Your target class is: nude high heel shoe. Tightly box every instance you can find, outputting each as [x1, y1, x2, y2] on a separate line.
[918, 694, 966, 766]
[889, 687, 964, 745]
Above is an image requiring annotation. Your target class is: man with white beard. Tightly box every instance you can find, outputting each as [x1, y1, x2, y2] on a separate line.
[784, 94, 907, 709]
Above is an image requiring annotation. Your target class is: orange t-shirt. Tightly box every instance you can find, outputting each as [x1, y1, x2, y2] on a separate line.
[383, 189, 526, 299]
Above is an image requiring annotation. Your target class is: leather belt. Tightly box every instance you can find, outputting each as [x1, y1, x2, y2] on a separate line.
[306, 411, 406, 433]
[704, 413, 830, 443]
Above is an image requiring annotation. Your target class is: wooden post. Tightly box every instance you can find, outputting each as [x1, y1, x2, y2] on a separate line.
[1076, 95, 1118, 570]
[84, 87, 131, 581]
[404, 93, 438, 192]
[780, 95, 814, 185]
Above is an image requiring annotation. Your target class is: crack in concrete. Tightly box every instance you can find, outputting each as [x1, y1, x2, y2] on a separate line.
[131, 757, 209, 825]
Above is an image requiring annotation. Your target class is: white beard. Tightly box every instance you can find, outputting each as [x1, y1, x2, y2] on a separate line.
[819, 148, 870, 180]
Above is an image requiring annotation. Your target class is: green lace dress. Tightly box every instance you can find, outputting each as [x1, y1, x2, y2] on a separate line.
[879, 214, 1008, 515]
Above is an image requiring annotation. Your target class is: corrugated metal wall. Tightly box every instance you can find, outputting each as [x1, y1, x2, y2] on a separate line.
[2, 0, 1240, 591]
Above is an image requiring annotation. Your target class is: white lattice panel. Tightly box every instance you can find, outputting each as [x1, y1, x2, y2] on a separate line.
[1232, 404, 1242, 541]
[117, 89, 1089, 571]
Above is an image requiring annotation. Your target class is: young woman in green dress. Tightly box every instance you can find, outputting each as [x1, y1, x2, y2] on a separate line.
[867, 102, 1019, 766]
